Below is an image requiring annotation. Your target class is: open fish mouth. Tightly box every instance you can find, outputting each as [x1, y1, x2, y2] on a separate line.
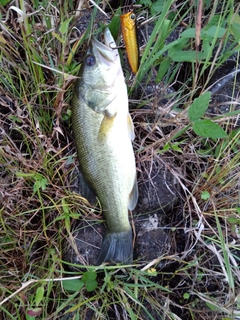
[91, 28, 119, 64]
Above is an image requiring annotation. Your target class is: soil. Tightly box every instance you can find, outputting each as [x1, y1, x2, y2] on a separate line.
[63, 153, 180, 267]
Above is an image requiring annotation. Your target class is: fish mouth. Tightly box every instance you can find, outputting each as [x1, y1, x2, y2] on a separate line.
[91, 28, 118, 64]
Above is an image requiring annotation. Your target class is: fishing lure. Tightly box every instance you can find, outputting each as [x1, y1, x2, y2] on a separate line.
[120, 10, 139, 74]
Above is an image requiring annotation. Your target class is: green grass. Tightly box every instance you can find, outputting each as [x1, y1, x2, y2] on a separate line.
[1, 0, 240, 319]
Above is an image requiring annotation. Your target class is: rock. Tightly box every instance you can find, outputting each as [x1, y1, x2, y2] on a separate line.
[133, 156, 179, 263]
[134, 159, 179, 215]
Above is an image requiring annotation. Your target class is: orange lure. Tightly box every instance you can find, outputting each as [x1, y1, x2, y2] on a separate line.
[120, 10, 139, 74]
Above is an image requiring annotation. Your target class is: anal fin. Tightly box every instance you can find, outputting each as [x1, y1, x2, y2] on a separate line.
[78, 169, 97, 206]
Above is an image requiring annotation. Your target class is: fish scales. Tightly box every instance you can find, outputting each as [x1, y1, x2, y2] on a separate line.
[71, 93, 134, 232]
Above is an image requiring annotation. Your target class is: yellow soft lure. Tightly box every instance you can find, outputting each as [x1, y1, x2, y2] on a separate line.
[120, 10, 139, 74]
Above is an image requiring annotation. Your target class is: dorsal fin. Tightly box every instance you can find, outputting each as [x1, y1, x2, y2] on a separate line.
[128, 174, 138, 211]
[127, 113, 135, 141]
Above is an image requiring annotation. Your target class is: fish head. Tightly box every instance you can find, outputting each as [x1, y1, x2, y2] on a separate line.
[80, 28, 122, 89]
[78, 28, 126, 115]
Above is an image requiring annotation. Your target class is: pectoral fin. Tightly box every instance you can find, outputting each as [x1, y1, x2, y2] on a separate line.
[98, 115, 116, 141]
[128, 174, 138, 211]
[127, 113, 135, 140]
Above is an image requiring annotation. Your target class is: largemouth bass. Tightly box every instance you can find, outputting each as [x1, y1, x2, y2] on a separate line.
[71, 28, 138, 264]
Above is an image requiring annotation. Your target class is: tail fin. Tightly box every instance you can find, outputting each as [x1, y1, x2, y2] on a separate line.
[97, 230, 133, 265]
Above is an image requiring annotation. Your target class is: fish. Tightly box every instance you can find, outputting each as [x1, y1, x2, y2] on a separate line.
[120, 10, 139, 74]
[71, 27, 138, 265]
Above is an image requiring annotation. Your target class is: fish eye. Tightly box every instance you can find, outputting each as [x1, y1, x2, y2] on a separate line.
[85, 54, 96, 66]
[130, 13, 136, 20]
